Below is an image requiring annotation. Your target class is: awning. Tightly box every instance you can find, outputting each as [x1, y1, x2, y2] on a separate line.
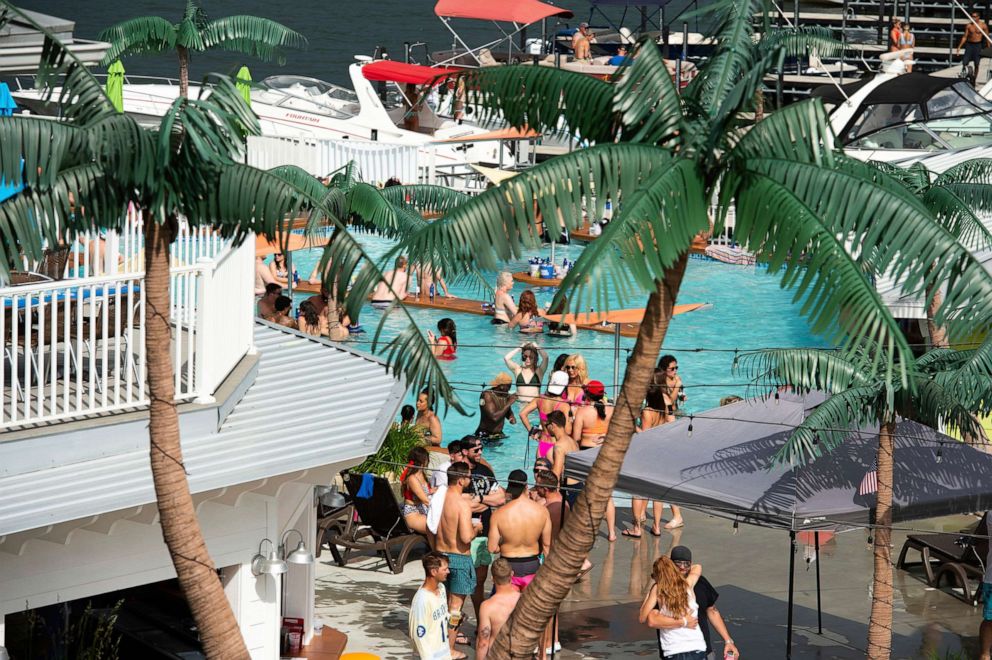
[434, 0, 574, 24]
[564, 391, 992, 531]
[361, 61, 461, 86]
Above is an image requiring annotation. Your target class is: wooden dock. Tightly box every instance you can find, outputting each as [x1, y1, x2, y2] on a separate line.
[512, 271, 563, 287]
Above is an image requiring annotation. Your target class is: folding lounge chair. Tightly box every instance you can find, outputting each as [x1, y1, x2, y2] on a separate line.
[323, 472, 429, 574]
[897, 513, 989, 604]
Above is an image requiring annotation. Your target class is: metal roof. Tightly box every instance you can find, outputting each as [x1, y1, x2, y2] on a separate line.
[0, 322, 406, 536]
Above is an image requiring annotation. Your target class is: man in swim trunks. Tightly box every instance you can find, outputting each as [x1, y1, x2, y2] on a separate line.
[488, 469, 552, 591]
[476, 373, 517, 440]
[475, 558, 521, 660]
[958, 12, 992, 85]
[461, 436, 506, 628]
[371, 255, 409, 308]
[436, 461, 482, 659]
[980, 512, 992, 660]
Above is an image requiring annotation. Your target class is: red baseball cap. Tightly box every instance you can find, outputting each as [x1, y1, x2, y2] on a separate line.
[584, 380, 605, 397]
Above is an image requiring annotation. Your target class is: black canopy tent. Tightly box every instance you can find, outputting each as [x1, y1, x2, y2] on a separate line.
[564, 392, 992, 657]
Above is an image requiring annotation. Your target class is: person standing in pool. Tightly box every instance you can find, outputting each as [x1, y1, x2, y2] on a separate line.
[371, 255, 409, 308]
[520, 371, 573, 443]
[508, 290, 544, 334]
[476, 373, 518, 441]
[416, 389, 443, 447]
[492, 272, 517, 325]
[563, 354, 590, 412]
[504, 342, 548, 404]
[429, 318, 458, 360]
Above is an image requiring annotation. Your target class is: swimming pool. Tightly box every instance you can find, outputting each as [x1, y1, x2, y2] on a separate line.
[288, 235, 829, 479]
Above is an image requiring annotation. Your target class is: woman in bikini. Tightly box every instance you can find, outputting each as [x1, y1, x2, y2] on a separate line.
[625, 370, 682, 539]
[504, 342, 549, 404]
[414, 389, 443, 446]
[268, 252, 289, 285]
[508, 289, 544, 334]
[563, 354, 590, 414]
[519, 370, 573, 456]
[400, 446, 433, 539]
[572, 380, 617, 542]
[427, 317, 458, 360]
[492, 271, 517, 325]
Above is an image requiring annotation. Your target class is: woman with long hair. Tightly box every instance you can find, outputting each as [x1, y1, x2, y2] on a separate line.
[297, 300, 327, 337]
[658, 354, 686, 414]
[546, 295, 577, 338]
[428, 317, 458, 359]
[400, 446, 433, 538]
[504, 342, 548, 404]
[627, 371, 683, 537]
[492, 271, 517, 325]
[519, 370, 573, 448]
[563, 353, 589, 413]
[572, 380, 616, 541]
[414, 389, 443, 446]
[508, 289, 544, 334]
[639, 555, 705, 660]
[268, 252, 289, 285]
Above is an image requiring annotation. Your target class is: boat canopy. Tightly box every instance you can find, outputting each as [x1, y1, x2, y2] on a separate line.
[810, 77, 872, 106]
[361, 61, 460, 86]
[434, 0, 574, 24]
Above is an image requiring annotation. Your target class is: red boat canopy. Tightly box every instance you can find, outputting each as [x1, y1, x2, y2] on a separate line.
[361, 61, 461, 86]
[434, 0, 573, 24]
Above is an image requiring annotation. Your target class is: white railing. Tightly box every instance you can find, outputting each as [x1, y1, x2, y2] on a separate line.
[709, 206, 738, 246]
[1, 232, 253, 429]
[246, 135, 427, 185]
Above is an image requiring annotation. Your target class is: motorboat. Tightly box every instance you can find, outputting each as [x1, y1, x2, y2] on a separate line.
[811, 63, 992, 162]
[11, 59, 520, 169]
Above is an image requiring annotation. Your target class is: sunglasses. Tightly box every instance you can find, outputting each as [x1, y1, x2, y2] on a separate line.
[673, 560, 691, 568]
[564, 366, 577, 371]
[667, 366, 679, 372]
[468, 445, 482, 452]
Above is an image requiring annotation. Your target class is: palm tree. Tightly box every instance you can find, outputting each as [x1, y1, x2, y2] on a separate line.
[870, 159, 992, 348]
[98, 0, 307, 97]
[374, 1, 992, 654]
[737, 344, 991, 659]
[0, 8, 455, 657]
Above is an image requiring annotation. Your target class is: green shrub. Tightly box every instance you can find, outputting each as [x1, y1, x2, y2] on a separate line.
[355, 423, 425, 477]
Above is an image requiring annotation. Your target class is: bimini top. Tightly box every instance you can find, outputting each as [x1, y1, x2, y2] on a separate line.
[434, 0, 574, 24]
[810, 76, 872, 106]
[361, 61, 461, 86]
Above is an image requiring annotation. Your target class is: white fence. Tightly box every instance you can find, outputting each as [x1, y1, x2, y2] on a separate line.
[709, 206, 738, 247]
[246, 135, 427, 185]
[1, 232, 253, 429]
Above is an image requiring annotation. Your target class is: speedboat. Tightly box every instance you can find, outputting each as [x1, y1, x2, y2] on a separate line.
[811, 65, 992, 162]
[12, 59, 516, 169]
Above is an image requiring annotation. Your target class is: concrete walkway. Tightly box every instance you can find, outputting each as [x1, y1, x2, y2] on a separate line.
[314, 508, 986, 659]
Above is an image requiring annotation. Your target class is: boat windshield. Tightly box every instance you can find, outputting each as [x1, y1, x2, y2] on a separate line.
[257, 75, 361, 119]
[844, 81, 992, 151]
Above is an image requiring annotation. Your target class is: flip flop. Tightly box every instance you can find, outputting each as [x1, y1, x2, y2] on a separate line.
[649, 527, 662, 537]
[451, 652, 468, 660]
[664, 520, 685, 530]
[621, 529, 642, 539]
[455, 632, 470, 645]
[575, 565, 594, 581]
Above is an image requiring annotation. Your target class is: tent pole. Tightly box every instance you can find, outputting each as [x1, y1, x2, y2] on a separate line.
[613, 323, 621, 400]
[815, 531, 822, 635]
[787, 530, 796, 659]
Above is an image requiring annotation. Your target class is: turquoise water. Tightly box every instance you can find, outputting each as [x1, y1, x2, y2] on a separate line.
[287, 236, 829, 480]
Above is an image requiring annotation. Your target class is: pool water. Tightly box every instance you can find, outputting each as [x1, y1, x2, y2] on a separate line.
[288, 236, 829, 480]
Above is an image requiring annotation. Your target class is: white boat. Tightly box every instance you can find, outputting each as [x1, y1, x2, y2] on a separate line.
[12, 59, 521, 169]
[811, 59, 992, 162]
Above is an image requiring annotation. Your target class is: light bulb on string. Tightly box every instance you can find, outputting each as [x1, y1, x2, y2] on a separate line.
[732, 348, 739, 369]
[936, 442, 944, 464]
[733, 520, 739, 536]
[687, 415, 694, 438]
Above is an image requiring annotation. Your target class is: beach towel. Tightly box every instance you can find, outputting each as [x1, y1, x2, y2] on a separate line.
[427, 484, 447, 534]
[356, 472, 375, 499]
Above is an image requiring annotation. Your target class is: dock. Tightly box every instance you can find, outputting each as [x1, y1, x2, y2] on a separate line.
[512, 271, 563, 287]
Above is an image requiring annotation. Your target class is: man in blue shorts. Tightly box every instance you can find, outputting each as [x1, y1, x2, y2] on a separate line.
[436, 462, 482, 659]
[981, 512, 992, 660]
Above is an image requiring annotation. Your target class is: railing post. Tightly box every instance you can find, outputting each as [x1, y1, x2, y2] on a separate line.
[193, 258, 216, 404]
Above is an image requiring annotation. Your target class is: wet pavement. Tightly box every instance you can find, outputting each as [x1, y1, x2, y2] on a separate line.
[314, 507, 986, 659]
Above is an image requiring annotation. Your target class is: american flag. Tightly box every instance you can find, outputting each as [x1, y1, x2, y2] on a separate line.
[859, 456, 878, 496]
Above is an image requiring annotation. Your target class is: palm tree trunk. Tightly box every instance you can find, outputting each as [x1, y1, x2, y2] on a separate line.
[866, 418, 895, 660]
[144, 213, 249, 660]
[754, 88, 765, 123]
[178, 46, 190, 98]
[491, 253, 690, 659]
[925, 281, 948, 349]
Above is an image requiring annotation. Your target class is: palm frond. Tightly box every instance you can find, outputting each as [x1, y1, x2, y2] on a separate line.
[736, 348, 871, 393]
[378, 184, 470, 216]
[924, 185, 992, 251]
[911, 376, 992, 435]
[348, 183, 430, 238]
[0, 117, 88, 189]
[36, 35, 119, 126]
[611, 39, 684, 145]
[202, 16, 308, 63]
[685, 0, 755, 113]
[97, 16, 177, 65]
[460, 65, 616, 143]
[777, 385, 882, 463]
[933, 336, 992, 408]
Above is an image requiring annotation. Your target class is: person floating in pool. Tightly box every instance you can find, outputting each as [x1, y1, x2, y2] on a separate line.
[475, 373, 518, 442]
[504, 342, 548, 404]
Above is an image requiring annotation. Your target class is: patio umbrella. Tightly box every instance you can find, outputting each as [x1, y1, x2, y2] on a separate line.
[236, 65, 252, 107]
[0, 82, 18, 116]
[105, 60, 125, 113]
[564, 391, 992, 657]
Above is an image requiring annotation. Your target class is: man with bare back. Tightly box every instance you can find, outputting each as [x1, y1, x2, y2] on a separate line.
[435, 461, 481, 659]
[488, 469, 552, 591]
[475, 558, 520, 660]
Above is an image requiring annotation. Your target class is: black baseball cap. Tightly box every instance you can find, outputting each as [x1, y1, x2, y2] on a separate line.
[671, 545, 692, 563]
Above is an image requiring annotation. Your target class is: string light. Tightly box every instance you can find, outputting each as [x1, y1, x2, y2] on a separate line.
[732, 349, 739, 369]
[687, 415, 694, 437]
[936, 442, 944, 464]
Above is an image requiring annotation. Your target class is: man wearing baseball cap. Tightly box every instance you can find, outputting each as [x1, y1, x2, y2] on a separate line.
[572, 22, 595, 60]
[669, 546, 740, 659]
